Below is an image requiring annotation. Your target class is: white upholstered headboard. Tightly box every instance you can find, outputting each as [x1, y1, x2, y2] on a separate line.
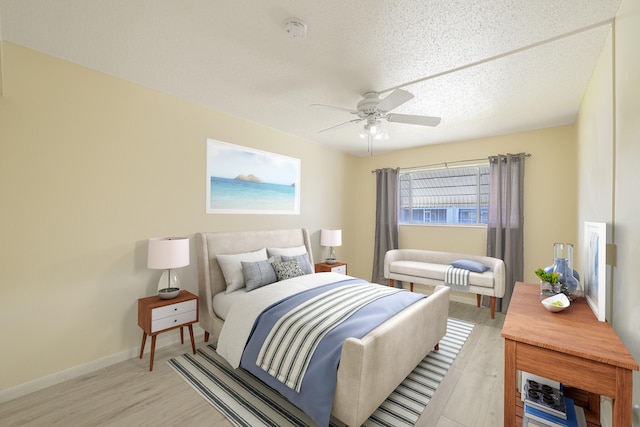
[195, 228, 313, 340]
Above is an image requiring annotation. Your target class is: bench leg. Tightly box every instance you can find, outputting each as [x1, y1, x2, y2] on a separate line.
[434, 343, 439, 351]
[490, 296, 496, 319]
[204, 331, 210, 343]
[389, 279, 413, 292]
[478, 294, 498, 319]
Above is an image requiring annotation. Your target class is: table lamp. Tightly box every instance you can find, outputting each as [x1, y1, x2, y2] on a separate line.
[147, 237, 189, 299]
[320, 229, 342, 265]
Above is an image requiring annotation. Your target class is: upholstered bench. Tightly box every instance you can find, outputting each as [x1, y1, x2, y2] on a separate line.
[384, 249, 506, 319]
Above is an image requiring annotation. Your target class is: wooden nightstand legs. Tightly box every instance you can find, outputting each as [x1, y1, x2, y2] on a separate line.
[139, 325, 196, 371]
[150, 335, 157, 371]
[138, 331, 159, 371]
[139, 332, 147, 360]
[188, 324, 195, 354]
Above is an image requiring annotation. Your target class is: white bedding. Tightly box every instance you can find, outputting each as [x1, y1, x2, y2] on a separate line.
[212, 289, 248, 320]
[217, 272, 350, 368]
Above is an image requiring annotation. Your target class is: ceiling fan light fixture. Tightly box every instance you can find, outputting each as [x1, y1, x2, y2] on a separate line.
[374, 129, 389, 140]
[359, 120, 387, 139]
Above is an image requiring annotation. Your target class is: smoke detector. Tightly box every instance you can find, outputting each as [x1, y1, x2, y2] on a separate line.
[284, 18, 307, 39]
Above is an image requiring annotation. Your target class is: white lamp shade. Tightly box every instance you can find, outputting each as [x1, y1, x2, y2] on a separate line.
[147, 237, 190, 269]
[320, 229, 342, 247]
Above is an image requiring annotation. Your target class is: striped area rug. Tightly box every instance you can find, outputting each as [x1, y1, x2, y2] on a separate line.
[168, 318, 474, 427]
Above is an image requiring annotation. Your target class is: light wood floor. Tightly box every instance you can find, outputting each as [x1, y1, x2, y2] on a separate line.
[0, 301, 505, 427]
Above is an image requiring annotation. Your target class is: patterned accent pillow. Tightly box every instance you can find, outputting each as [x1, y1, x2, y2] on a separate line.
[242, 257, 277, 291]
[281, 253, 313, 275]
[272, 260, 305, 281]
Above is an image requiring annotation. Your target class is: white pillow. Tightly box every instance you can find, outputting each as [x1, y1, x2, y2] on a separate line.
[217, 248, 268, 293]
[267, 245, 307, 257]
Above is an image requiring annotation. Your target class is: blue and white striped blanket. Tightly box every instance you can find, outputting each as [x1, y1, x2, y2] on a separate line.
[256, 282, 403, 392]
[240, 278, 426, 427]
[445, 265, 470, 291]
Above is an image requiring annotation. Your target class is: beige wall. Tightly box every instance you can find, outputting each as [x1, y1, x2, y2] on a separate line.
[576, 0, 640, 412]
[350, 126, 579, 289]
[576, 31, 615, 308]
[0, 42, 355, 391]
[613, 0, 640, 410]
[0, 39, 4, 96]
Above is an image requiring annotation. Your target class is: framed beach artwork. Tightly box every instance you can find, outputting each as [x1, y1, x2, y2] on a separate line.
[206, 139, 300, 215]
[583, 221, 607, 322]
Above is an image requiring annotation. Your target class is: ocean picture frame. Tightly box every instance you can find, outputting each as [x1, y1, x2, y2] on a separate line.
[206, 139, 300, 215]
[583, 221, 607, 322]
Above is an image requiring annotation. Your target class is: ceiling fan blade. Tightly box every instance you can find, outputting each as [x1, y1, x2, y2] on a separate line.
[318, 118, 364, 133]
[386, 113, 441, 127]
[309, 104, 358, 114]
[376, 89, 414, 112]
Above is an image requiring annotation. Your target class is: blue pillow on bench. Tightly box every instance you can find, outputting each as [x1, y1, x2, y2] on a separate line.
[450, 259, 490, 273]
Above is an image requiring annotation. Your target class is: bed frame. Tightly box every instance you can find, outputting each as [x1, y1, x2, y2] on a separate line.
[196, 228, 450, 426]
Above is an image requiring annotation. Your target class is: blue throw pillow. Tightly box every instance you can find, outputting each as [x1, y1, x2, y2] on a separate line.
[242, 257, 277, 291]
[450, 259, 490, 273]
[281, 253, 313, 275]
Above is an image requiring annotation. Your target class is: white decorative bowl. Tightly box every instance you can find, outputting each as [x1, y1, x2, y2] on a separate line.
[541, 293, 570, 312]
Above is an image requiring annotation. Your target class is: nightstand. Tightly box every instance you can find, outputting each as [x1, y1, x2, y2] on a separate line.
[138, 289, 199, 371]
[315, 261, 348, 275]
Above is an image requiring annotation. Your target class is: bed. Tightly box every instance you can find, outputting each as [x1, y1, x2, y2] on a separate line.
[196, 228, 450, 427]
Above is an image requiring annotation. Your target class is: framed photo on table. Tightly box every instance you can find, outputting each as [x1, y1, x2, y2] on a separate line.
[583, 221, 607, 322]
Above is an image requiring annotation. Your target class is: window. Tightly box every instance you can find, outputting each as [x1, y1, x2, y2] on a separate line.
[399, 165, 490, 225]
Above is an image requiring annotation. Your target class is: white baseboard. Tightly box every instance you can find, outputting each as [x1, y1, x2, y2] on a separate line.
[0, 325, 206, 404]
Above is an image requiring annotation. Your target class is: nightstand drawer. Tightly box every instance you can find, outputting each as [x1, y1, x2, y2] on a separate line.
[151, 310, 197, 333]
[151, 299, 197, 321]
[331, 264, 347, 274]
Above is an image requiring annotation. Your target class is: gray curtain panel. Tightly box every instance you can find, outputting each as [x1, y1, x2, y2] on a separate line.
[485, 153, 526, 313]
[371, 168, 400, 286]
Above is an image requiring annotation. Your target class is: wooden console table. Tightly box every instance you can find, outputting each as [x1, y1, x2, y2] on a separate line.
[502, 282, 638, 427]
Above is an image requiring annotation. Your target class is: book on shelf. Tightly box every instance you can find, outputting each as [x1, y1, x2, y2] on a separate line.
[523, 380, 567, 419]
[523, 404, 586, 427]
[524, 397, 578, 427]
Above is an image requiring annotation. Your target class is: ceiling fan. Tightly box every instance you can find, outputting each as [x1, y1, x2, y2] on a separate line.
[311, 88, 441, 140]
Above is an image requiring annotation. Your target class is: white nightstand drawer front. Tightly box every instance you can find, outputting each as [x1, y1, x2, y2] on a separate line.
[151, 310, 197, 333]
[332, 264, 347, 274]
[151, 299, 197, 321]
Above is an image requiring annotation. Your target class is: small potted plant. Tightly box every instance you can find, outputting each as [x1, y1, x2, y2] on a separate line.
[535, 268, 560, 298]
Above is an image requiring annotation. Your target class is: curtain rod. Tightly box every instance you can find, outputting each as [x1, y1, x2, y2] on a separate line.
[371, 153, 531, 173]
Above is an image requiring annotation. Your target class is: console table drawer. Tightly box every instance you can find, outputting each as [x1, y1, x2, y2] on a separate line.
[151, 299, 197, 321]
[151, 310, 197, 333]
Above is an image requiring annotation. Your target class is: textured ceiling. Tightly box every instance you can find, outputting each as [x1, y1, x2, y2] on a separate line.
[0, 0, 622, 156]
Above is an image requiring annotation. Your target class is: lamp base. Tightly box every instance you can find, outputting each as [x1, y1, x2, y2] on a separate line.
[158, 287, 180, 299]
[325, 258, 337, 265]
